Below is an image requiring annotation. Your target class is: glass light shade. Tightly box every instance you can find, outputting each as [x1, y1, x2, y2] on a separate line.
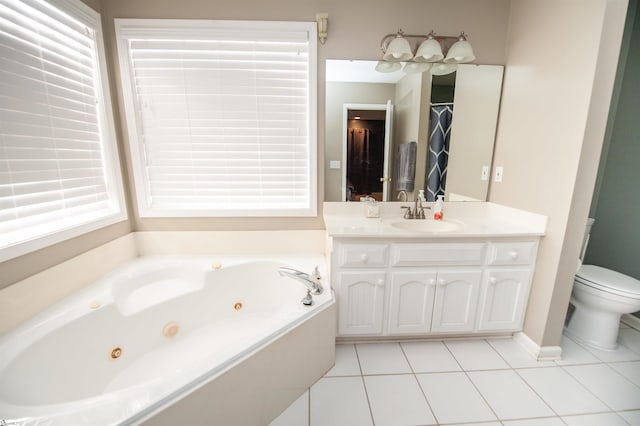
[403, 62, 432, 74]
[375, 61, 402, 73]
[443, 35, 475, 63]
[382, 35, 413, 62]
[431, 63, 458, 75]
[413, 38, 444, 63]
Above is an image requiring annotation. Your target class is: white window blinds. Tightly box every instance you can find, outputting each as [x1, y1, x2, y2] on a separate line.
[116, 20, 317, 217]
[0, 0, 125, 260]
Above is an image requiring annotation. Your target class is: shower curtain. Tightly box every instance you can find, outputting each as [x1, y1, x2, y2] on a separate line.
[426, 105, 453, 201]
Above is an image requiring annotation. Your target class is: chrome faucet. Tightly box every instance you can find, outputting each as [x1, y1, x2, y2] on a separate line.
[400, 197, 429, 219]
[397, 190, 408, 202]
[278, 266, 324, 305]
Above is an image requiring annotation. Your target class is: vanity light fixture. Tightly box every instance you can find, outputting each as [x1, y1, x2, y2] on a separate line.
[316, 13, 328, 45]
[377, 29, 475, 74]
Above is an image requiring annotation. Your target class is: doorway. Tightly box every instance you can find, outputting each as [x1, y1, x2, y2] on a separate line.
[342, 102, 393, 201]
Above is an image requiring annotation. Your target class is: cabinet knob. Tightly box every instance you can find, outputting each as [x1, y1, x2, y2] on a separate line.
[489, 276, 498, 285]
[360, 253, 369, 263]
[376, 278, 385, 286]
[509, 250, 519, 260]
[428, 278, 437, 286]
[438, 278, 447, 286]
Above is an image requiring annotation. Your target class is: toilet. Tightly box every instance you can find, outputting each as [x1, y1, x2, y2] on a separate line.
[564, 219, 640, 351]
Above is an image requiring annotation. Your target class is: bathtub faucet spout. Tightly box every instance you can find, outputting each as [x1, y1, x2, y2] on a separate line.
[278, 266, 324, 305]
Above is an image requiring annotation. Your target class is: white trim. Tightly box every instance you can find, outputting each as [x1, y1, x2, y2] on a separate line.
[513, 331, 563, 361]
[341, 103, 389, 202]
[0, 0, 127, 262]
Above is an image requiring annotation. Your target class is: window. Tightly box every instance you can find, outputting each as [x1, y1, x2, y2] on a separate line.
[116, 19, 317, 217]
[0, 0, 126, 261]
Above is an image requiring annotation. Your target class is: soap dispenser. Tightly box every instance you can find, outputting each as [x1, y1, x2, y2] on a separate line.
[433, 195, 444, 220]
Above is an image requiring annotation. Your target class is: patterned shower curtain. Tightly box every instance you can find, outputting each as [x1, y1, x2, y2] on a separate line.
[426, 105, 453, 201]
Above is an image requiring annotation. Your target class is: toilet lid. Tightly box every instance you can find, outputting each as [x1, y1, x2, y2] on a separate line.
[576, 264, 640, 297]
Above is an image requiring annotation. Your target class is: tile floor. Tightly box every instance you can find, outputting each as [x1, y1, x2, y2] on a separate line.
[270, 325, 640, 426]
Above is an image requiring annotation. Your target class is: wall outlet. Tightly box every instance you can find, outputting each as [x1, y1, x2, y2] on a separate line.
[329, 160, 341, 169]
[481, 166, 489, 181]
[494, 166, 504, 182]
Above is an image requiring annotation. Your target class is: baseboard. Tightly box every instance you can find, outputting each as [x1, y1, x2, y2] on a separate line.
[622, 313, 640, 331]
[513, 332, 563, 361]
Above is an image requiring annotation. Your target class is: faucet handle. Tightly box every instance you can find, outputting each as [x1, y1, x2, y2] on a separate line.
[401, 206, 413, 219]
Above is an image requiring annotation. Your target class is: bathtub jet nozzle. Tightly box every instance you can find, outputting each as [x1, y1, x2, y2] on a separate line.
[278, 266, 324, 306]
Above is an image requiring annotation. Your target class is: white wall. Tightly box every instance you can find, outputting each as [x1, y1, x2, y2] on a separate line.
[489, 0, 628, 347]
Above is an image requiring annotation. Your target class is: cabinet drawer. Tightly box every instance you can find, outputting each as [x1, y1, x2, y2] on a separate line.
[391, 243, 485, 266]
[338, 244, 389, 267]
[487, 242, 537, 266]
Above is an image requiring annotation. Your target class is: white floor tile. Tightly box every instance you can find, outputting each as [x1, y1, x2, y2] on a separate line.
[416, 372, 497, 424]
[609, 361, 640, 387]
[619, 327, 640, 354]
[401, 341, 461, 373]
[517, 367, 609, 415]
[355, 343, 411, 375]
[269, 391, 308, 426]
[310, 377, 372, 426]
[561, 412, 629, 426]
[363, 374, 436, 426]
[454, 423, 501, 426]
[555, 335, 601, 366]
[582, 340, 640, 363]
[501, 418, 565, 426]
[563, 363, 640, 411]
[324, 344, 361, 377]
[488, 338, 556, 369]
[467, 369, 555, 420]
[444, 340, 509, 371]
[617, 409, 640, 425]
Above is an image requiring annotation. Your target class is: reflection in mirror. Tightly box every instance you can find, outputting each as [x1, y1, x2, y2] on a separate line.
[325, 60, 504, 202]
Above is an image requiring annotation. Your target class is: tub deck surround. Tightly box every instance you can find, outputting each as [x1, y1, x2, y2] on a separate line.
[0, 255, 335, 426]
[323, 201, 547, 340]
[0, 230, 327, 336]
[323, 201, 548, 238]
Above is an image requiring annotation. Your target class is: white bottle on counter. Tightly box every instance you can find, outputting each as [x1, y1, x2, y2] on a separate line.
[433, 195, 444, 220]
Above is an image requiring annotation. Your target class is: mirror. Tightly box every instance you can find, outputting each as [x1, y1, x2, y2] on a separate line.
[325, 60, 504, 202]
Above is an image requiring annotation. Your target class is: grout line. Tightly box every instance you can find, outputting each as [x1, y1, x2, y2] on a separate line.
[398, 342, 439, 425]
[309, 335, 640, 426]
[483, 337, 561, 420]
[306, 389, 311, 426]
[353, 344, 376, 425]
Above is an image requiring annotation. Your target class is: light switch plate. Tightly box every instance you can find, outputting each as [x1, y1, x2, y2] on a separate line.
[329, 160, 341, 169]
[495, 166, 504, 182]
[481, 166, 489, 181]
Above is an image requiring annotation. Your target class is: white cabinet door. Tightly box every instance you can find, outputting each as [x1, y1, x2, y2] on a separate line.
[388, 270, 437, 334]
[431, 270, 482, 333]
[477, 268, 532, 331]
[337, 271, 386, 335]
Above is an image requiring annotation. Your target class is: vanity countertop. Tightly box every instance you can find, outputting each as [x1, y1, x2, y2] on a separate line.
[323, 201, 547, 238]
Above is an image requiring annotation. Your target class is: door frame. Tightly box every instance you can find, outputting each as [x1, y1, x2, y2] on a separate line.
[341, 102, 393, 201]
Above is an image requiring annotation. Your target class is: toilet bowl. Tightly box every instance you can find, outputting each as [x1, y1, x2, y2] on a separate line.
[565, 264, 640, 350]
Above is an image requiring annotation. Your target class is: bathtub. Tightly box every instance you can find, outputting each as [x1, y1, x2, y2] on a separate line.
[0, 255, 336, 425]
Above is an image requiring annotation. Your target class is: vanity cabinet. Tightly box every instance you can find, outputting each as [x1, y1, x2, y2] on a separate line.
[331, 238, 539, 337]
[337, 270, 386, 335]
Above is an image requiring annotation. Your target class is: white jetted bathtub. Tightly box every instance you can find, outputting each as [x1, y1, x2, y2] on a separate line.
[0, 255, 336, 425]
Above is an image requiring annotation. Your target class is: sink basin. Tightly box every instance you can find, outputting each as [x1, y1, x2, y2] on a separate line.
[388, 219, 463, 233]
